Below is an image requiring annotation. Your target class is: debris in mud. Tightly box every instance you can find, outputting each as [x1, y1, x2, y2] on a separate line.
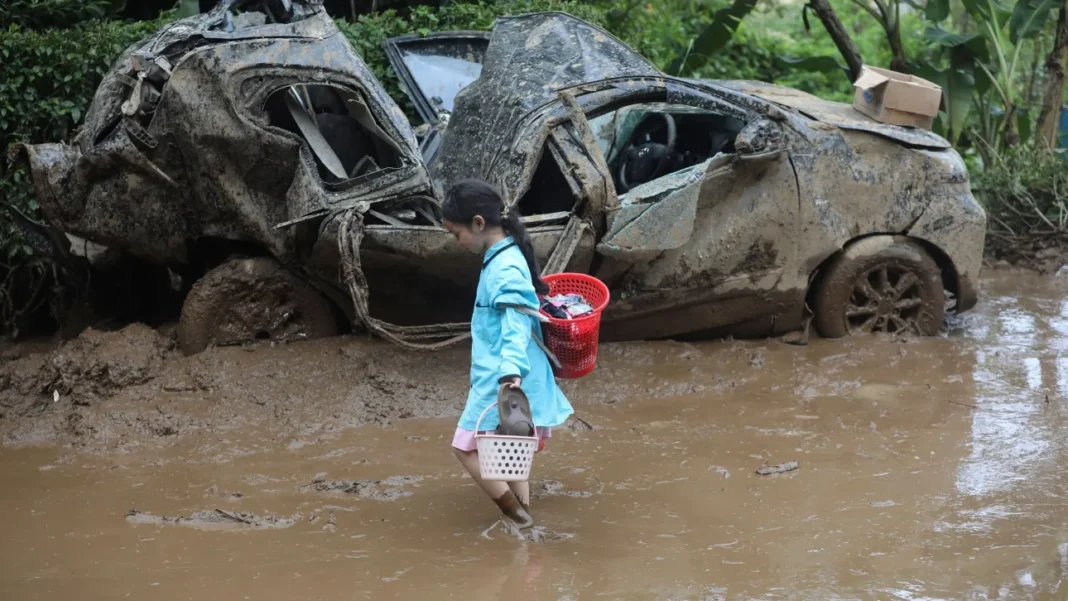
[542, 480, 564, 494]
[0, 324, 171, 414]
[242, 473, 280, 486]
[125, 508, 297, 530]
[756, 461, 799, 476]
[539, 480, 593, 498]
[710, 466, 731, 479]
[137, 408, 181, 437]
[528, 526, 574, 543]
[748, 348, 766, 368]
[205, 485, 245, 501]
[301, 474, 423, 501]
[565, 416, 595, 432]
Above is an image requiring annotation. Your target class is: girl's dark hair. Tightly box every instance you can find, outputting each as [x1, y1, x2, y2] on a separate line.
[442, 179, 550, 296]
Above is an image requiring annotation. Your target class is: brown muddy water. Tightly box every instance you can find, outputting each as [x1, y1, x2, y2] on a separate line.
[1, 270, 1067, 600]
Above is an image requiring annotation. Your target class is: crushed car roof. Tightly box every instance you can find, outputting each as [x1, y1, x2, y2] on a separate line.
[431, 12, 661, 192]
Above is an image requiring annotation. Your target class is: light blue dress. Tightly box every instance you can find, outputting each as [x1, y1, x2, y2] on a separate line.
[456, 236, 574, 432]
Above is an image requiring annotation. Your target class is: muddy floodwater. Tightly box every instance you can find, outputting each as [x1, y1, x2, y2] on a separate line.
[1, 269, 1067, 600]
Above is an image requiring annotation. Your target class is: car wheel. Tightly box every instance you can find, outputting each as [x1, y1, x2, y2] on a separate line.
[812, 236, 944, 338]
[177, 257, 338, 356]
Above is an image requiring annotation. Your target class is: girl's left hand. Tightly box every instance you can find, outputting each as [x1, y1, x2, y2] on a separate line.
[500, 377, 522, 390]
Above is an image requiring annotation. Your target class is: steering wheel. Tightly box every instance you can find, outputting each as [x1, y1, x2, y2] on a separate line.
[617, 112, 677, 194]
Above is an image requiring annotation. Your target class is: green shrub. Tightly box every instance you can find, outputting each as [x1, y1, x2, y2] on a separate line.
[0, 17, 164, 254]
[1, 0, 121, 31]
[0, 17, 164, 336]
[975, 144, 1068, 237]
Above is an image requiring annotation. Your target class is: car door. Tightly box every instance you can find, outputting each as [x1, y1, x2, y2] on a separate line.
[382, 32, 491, 164]
[373, 31, 595, 279]
[554, 79, 802, 340]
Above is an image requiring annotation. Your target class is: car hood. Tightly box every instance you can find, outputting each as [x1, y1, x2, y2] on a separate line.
[710, 80, 952, 150]
[432, 12, 661, 195]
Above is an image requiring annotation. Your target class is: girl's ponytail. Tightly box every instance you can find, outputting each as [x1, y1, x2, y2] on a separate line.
[501, 210, 550, 296]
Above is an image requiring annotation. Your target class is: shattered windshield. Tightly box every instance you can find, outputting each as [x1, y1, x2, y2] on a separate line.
[395, 37, 488, 120]
[219, 0, 319, 27]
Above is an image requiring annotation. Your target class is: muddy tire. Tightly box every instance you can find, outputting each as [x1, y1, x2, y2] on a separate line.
[812, 236, 944, 339]
[177, 258, 338, 356]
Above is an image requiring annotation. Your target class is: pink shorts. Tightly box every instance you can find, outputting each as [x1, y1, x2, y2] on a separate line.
[452, 426, 551, 453]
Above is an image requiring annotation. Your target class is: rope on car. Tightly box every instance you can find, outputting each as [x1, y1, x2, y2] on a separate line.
[337, 206, 589, 352]
[338, 208, 470, 351]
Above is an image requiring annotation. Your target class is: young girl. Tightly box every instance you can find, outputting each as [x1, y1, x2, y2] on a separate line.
[442, 179, 574, 529]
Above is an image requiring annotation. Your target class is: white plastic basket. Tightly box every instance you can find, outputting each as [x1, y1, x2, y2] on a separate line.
[474, 403, 538, 482]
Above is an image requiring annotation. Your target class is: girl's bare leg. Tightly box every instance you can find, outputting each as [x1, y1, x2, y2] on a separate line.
[454, 448, 533, 528]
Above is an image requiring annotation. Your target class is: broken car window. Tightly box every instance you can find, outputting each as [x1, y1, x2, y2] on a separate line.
[264, 84, 404, 186]
[589, 103, 746, 193]
[209, 0, 314, 30]
[394, 38, 488, 124]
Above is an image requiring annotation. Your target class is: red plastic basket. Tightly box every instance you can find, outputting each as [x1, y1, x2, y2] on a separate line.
[540, 273, 610, 379]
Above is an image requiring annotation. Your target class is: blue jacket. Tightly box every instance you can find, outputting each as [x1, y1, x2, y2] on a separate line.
[457, 237, 574, 432]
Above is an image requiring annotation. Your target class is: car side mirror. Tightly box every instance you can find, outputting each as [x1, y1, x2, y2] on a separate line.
[735, 117, 785, 162]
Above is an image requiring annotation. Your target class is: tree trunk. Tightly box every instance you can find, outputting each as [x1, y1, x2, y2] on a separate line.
[1036, 2, 1068, 148]
[887, 22, 909, 73]
[1003, 103, 1020, 147]
[808, 0, 865, 82]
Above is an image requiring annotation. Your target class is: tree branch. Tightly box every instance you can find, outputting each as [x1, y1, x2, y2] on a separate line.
[850, 0, 884, 22]
[808, 0, 865, 81]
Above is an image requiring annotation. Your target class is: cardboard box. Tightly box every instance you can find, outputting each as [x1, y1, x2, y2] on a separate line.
[852, 65, 944, 129]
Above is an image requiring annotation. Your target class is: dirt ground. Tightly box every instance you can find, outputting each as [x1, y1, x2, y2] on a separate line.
[984, 233, 1068, 274]
[1, 269, 1067, 600]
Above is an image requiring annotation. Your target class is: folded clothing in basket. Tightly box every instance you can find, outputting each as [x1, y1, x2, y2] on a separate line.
[541, 293, 594, 319]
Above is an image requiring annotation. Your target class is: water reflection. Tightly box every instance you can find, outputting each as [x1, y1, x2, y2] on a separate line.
[945, 274, 1068, 598]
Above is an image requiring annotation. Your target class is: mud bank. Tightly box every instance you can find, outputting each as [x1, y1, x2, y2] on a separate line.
[0, 323, 476, 450]
[0, 314, 697, 451]
[0, 270, 1067, 600]
[985, 232, 1068, 274]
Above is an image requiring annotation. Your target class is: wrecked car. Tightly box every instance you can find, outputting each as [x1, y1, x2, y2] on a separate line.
[14, 1, 986, 355]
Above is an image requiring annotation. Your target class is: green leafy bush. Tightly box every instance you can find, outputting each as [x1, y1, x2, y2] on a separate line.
[975, 143, 1068, 236]
[1, 17, 164, 249]
[0, 0, 123, 31]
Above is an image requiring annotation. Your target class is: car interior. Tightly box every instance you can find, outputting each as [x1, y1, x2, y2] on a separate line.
[516, 102, 746, 217]
[263, 84, 405, 188]
[594, 103, 746, 194]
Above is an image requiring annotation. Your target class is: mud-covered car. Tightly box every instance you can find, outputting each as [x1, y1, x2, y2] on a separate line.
[15, 1, 986, 355]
